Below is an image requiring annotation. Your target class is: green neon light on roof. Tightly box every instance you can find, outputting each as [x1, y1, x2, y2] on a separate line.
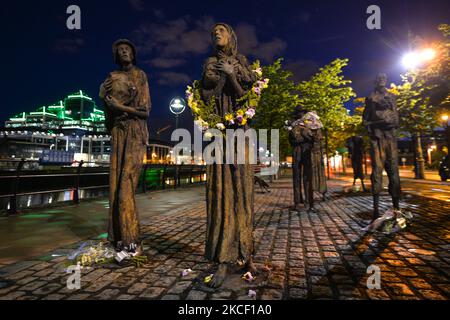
[93, 108, 105, 114]
[29, 112, 58, 117]
[67, 90, 93, 101]
[9, 112, 26, 121]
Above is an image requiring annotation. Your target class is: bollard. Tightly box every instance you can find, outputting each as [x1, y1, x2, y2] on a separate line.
[162, 164, 167, 190]
[73, 160, 83, 204]
[8, 158, 26, 215]
[142, 163, 148, 193]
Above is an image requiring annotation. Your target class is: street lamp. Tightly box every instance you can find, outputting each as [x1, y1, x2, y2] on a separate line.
[401, 46, 437, 179]
[401, 48, 436, 69]
[169, 98, 186, 130]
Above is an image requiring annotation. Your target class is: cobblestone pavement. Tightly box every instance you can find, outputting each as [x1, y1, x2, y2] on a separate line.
[0, 178, 449, 300]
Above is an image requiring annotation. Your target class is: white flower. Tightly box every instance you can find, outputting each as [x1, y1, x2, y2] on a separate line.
[204, 132, 213, 139]
[216, 123, 226, 130]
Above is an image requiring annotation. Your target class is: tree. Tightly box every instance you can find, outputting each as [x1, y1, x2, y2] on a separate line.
[297, 58, 356, 177]
[389, 24, 450, 178]
[253, 58, 301, 162]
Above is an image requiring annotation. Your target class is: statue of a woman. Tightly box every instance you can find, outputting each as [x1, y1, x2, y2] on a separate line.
[201, 23, 257, 288]
[99, 39, 151, 256]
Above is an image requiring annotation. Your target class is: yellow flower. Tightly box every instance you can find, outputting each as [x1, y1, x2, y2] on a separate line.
[237, 109, 244, 116]
[240, 117, 247, 126]
[225, 113, 233, 121]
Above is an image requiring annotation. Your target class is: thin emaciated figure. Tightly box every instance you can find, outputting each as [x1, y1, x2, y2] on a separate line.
[200, 23, 257, 288]
[99, 39, 151, 256]
[363, 73, 401, 220]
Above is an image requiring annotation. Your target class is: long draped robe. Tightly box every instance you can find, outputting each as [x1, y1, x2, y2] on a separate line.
[201, 44, 257, 264]
[311, 129, 327, 195]
[99, 66, 150, 247]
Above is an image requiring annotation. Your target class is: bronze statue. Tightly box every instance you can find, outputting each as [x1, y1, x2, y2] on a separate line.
[363, 73, 401, 220]
[288, 107, 327, 212]
[346, 136, 367, 191]
[201, 23, 257, 288]
[310, 118, 327, 203]
[99, 39, 151, 255]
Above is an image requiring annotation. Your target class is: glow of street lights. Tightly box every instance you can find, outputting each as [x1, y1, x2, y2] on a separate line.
[402, 52, 420, 69]
[169, 97, 186, 115]
[442, 114, 449, 122]
[402, 48, 436, 69]
[420, 48, 436, 61]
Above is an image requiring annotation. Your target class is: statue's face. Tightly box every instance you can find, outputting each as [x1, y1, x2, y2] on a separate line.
[375, 74, 387, 88]
[117, 44, 134, 65]
[213, 25, 230, 48]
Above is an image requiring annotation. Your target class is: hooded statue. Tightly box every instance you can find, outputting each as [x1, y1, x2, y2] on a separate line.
[201, 23, 256, 117]
[200, 23, 258, 288]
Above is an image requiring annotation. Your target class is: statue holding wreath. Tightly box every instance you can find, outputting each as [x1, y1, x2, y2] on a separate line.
[186, 23, 269, 288]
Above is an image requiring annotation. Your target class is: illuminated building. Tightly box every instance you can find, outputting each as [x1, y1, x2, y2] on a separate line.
[1, 90, 173, 165]
[5, 90, 106, 133]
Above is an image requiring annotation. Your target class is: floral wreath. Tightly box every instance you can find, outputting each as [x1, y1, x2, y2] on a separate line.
[186, 61, 269, 131]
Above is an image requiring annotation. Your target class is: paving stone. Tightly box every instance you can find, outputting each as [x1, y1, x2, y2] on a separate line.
[127, 282, 148, 294]
[32, 283, 62, 295]
[261, 289, 283, 300]
[161, 294, 181, 300]
[186, 290, 207, 300]
[139, 287, 165, 299]
[20, 281, 46, 291]
[93, 289, 120, 300]
[66, 293, 91, 300]
[42, 294, 65, 300]
[117, 294, 135, 300]
[167, 281, 192, 294]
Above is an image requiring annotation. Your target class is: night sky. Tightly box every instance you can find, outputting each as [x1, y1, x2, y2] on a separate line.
[1, 0, 448, 141]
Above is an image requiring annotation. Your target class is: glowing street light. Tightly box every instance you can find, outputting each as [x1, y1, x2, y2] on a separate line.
[169, 97, 186, 130]
[442, 114, 449, 123]
[420, 48, 436, 61]
[402, 48, 437, 69]
[402, 52, 420, 69]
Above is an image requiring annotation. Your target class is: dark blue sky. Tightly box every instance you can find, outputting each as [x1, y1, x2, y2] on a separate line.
[1, 0, 448, 140]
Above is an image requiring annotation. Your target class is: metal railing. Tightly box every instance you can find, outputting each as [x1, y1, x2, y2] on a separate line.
[0, 159, 206, 214]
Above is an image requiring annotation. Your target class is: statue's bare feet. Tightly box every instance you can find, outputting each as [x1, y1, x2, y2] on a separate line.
[208, 264, 227, 288]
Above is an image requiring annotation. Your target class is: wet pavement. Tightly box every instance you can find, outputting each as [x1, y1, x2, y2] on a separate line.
[0, 186, 205, 265]
[336, 168, 450, 203]
[0, 176, 449, 300]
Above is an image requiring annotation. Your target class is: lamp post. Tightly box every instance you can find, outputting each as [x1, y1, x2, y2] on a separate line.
[442, 114, 449, 155]
[169, 98, 186, 130]
[401, 46, 437, 179]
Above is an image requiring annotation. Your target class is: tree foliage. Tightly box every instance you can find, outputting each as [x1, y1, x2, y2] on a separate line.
[253, 58, 300, 159]
[297, 58, 357, 154]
